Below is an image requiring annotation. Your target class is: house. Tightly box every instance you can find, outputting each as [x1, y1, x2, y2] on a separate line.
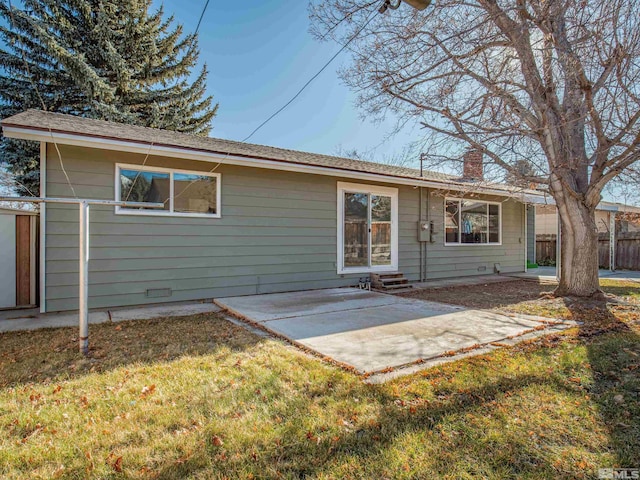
[536, 203, 640, 236]
[1, 110, 539, 313]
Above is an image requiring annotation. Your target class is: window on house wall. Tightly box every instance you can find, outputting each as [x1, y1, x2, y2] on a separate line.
[116, 164, 221, 218]
[445, 199, 501, 245]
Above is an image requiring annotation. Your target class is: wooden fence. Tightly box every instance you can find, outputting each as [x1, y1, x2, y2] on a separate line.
[343, 222, 391, 265]
[536, 232, 640, 270]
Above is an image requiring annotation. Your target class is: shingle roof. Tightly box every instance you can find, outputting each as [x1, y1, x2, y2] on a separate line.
[2, 110, 456, 183]
[2, 110, 539, 198]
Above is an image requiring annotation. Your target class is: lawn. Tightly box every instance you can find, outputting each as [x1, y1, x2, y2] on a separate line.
[1, 280, 639, 479]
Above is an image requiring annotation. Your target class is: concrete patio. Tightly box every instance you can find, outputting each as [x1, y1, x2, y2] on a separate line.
[216, 288, 572, 375]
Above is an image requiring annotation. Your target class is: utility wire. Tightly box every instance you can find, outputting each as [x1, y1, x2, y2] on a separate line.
[160, 1, 384, 207]
[241, 2, 382, 143]
[194, 0, 211, 37]
[6, 0, 78, 198]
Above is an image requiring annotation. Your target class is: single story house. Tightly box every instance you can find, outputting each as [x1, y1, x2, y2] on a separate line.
[1, 110, 540, 313]
[536, 203, 640, 235]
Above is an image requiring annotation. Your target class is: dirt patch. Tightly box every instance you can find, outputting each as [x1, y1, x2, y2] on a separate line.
[401, 279, 640, 325]
[401, 279, 555, 310]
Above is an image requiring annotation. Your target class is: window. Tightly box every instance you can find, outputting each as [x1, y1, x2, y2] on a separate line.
[116, 164, 221, 218]
[445, 199, 501, 245]
[337, 182, 398, 274]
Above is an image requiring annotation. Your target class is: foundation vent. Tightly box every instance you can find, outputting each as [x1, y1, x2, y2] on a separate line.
[145, 288, 172, 298]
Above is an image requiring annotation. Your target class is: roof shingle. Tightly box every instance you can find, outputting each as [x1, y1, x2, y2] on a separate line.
[2, 109, 455, 183]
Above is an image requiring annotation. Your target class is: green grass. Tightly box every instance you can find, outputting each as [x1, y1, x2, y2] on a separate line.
[1, 299, 639, 479]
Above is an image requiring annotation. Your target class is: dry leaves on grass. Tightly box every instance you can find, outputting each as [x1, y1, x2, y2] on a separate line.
[106, 452, 123, 473]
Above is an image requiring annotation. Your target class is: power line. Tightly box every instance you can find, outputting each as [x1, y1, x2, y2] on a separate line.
[6, 0, 78, 198]
[194, 0, 211, 37]
[160, 2, 383, 206]
[241, 2, 382, 143]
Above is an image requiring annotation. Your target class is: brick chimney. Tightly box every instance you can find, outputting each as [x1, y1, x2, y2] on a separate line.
[463, 148, 483, 180]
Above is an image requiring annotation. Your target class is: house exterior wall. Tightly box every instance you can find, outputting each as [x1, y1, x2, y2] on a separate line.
[424, 193, 526, 278]
[44, 144, 524, 311]
[536, 205, 640, 235]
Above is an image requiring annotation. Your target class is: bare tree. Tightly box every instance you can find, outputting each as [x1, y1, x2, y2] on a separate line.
[310, 0, 640, 296]
[333, 143, 421, 168]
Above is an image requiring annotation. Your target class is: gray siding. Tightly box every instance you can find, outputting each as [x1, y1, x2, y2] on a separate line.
[424, 193, 526, 278]
[44, 145, 423, 311]
[44, 144, 523, 311]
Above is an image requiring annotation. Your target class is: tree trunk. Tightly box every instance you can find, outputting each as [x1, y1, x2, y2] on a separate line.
[554, 195, 601, 297]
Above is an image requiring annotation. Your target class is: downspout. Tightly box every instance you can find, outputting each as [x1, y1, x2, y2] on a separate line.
[609, 211, 615, 272]
[424, 188, 429, 281]
[524, 203, 528, 273]
[556, 211, 562, 282]
[418, 186, 423, 280]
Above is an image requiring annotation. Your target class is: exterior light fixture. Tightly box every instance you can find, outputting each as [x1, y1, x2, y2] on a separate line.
[379, 0, 432, 13]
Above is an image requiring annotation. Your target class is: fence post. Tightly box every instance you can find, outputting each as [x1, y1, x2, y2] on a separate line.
[610, 212, 616, 272]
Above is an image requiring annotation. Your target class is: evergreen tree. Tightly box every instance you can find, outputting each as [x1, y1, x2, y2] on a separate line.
[0, 0, 218, 195]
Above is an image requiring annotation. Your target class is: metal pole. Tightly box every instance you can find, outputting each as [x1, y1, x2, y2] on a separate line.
[610, 211, 616, 272]
[0, 196, 163, 357]
[556, 211, 561, 282]
[524, 204, 528, 272]
[79, 201, 89, 355]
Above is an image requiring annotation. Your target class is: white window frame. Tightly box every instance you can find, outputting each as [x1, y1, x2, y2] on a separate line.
[444, 197, 502, 246]
[337, 182, 399, 275]
[115, 163, 222, 218]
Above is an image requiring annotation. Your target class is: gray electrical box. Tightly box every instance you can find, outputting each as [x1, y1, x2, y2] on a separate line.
[418, 221, 430, 242]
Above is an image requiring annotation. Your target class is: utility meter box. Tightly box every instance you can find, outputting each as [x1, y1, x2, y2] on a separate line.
[418, 221, 430, 242]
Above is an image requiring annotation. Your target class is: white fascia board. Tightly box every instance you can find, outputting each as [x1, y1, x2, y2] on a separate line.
[4, 126, 544, 201]
[522, 193, 555, 205]
[597, 204, 619, 212]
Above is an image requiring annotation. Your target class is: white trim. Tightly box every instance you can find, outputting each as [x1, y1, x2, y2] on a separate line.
[39, 141, 46, 313]
[337, 181, 399, 275]
[443, 197, 502, 246]
[114, 163, 222, 218]
[3, 126, 540, 201]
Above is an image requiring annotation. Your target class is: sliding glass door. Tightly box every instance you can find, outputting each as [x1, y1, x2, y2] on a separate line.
[344, 193, 369, 267]
[338, 183, 398, 274]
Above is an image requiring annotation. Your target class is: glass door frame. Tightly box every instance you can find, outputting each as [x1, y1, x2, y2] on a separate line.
[337, 182, 399, 274]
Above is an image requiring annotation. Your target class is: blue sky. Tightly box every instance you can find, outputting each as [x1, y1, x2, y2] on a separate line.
[154, 0, 418, 163]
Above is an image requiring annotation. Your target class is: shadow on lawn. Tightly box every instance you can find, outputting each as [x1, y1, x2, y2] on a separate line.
[0, 313, 259, 388]
[153, 370, 589, 479]
[567, 299, 640, 469]
[153, 301, 640, 479]
[3, 300, 638, 478]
